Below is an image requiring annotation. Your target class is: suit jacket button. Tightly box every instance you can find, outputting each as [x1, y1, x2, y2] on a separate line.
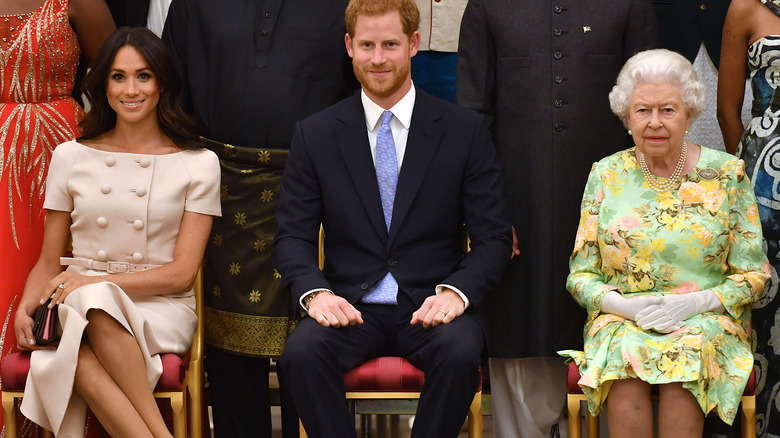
[554, 5, 562, 13]
[361, 283, 369, 290]
[388, 259, 397, 266]
[554, 75, 563, 84]
[699, 3, 707, 10]
[554, 123, 564, 132]
[553, 51, 562, 60]
[553, 28, 562, 37]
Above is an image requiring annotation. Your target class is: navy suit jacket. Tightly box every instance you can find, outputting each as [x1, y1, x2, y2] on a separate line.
[273, 89, 512, 324]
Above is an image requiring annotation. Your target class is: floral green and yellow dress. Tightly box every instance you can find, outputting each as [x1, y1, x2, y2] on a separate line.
[559, 146, 770, 424]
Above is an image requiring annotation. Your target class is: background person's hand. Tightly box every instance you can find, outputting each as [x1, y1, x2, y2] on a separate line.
[307, 292, 363, 327]
[510, 226, 521, 260]
[411, 289, 466, 329]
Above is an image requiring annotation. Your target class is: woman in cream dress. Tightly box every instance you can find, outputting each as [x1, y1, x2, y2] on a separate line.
[13, 27, 220, 438]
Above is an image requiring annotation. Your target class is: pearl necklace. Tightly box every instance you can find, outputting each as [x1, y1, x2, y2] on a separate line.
[637, 141, 688, 193]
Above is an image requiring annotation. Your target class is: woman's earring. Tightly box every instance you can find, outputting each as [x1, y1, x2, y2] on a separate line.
[628, 130, 632, 135]
[685, 130, 689, 135]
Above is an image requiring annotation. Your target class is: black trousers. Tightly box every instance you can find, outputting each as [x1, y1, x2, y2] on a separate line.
[206, 346, 299, 438]
[279, 292, 483, 438]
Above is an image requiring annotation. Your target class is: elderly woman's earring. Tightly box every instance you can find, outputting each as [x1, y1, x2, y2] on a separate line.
[628, 130, 632, 135]
[685, 130, 689, 135]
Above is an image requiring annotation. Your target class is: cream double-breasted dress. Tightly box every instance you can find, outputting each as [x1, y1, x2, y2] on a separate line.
[21, 140, 221, 437]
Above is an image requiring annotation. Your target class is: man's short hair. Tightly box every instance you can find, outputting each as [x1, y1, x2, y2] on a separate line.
[345, 0, 420, 39]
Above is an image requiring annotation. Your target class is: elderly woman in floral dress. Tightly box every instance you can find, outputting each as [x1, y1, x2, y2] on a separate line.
[560, 48, 770, 437]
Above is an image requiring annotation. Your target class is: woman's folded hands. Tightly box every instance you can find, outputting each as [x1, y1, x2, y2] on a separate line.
[601, 290, 725, 334]
[635, 290, 724, 333]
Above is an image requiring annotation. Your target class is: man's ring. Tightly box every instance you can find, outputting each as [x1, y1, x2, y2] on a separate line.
[58, 284, 65, 290]
[438, 310, 447, 315]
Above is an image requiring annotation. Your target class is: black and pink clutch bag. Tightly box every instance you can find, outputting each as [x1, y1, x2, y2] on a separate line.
[32, 298, 60, 346]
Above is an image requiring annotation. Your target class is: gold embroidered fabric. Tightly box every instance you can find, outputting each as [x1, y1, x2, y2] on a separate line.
[200, 140, 295, 357]
[205, 306, 296, 357]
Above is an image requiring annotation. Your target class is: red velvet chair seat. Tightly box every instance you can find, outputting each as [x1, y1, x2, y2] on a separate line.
[342, 357, 425, 392]
[300, 356, 484, 438]
[0, 351, 190, 393]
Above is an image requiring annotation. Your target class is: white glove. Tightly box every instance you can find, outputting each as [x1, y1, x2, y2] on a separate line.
[635, 290, 724, 333]
[600, 291, 664, 321]
[633, 305, 684, 333]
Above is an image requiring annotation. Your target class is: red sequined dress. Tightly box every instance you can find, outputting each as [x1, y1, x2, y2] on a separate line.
[0, 0, 82, 392]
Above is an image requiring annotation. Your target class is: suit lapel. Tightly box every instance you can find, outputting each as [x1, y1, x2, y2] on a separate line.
[388, 92, 443, 245]
[336, 94, 388, 242]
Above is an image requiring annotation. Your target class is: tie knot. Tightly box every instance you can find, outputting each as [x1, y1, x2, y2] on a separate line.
[381, 110, 393, 126]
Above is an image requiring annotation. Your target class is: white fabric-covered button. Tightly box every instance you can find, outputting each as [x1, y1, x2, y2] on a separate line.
[135, 186, 147, 197]
[100, 184, 111, 194]
[97, 250, 107, 260]
[132, 252, 144, 262]
[139, 158, 151, 168]
[97, 217, 108, 227]
[105, 156, 116, 167]
[133, 220, 144, 230]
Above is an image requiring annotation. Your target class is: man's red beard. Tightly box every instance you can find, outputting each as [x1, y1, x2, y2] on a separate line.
[353, 59, 411, 98]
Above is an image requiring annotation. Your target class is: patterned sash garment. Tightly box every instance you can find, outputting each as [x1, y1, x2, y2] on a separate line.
[362, 110, 399, 304]
[738, 1, 780, 434]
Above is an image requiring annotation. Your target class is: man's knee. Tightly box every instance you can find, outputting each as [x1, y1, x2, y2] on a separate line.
[425, 324, 483, 376]
[431, 320, 482, 359]
[279, 321, 328, 375]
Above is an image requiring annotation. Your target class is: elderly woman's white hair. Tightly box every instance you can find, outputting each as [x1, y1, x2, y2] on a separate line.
[609, 49, 706, 128]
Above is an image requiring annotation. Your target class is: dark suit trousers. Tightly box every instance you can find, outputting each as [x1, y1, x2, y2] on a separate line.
[279, 291, 483, 438]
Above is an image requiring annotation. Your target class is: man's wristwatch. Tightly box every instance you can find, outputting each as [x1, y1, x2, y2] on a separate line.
[303, 290, 333, 311]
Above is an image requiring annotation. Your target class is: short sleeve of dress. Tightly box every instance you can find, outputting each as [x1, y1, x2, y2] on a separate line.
[43, 140, 81, 212]
[182, 149, 222, 217]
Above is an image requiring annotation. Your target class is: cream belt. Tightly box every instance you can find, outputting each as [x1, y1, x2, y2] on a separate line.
[60, 257, 161, 274]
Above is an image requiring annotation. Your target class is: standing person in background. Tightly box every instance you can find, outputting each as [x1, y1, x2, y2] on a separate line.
[163, 1, 357, 436]
[0, 0, 114, 434]
[104, 0, 148, 26]
[411, 0, 467, 102]
[718, 0, 780, 434]
[653, 0, 736, 152]
[456, 0, 658, 436]
[146, 0, 171, 36]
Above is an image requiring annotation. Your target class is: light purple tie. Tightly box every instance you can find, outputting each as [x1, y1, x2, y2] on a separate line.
[362, 110, 399, 304]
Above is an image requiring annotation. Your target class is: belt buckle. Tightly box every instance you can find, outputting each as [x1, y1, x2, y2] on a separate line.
[107, 262, 130, 273]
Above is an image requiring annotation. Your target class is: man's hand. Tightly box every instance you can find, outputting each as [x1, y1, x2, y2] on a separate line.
[410, 288, 466, 329]
[308, 293, 363, 328]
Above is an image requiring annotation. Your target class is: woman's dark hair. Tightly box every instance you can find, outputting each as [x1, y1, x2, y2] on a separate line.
[78, 27, 203, 150]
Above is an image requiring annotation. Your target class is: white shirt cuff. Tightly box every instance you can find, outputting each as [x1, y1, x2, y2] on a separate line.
[436, 284, 470, 309]
[299, 288, 334, 311]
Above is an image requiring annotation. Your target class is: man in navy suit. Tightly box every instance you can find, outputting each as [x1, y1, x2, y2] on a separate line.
[273, 0, 511, 436]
